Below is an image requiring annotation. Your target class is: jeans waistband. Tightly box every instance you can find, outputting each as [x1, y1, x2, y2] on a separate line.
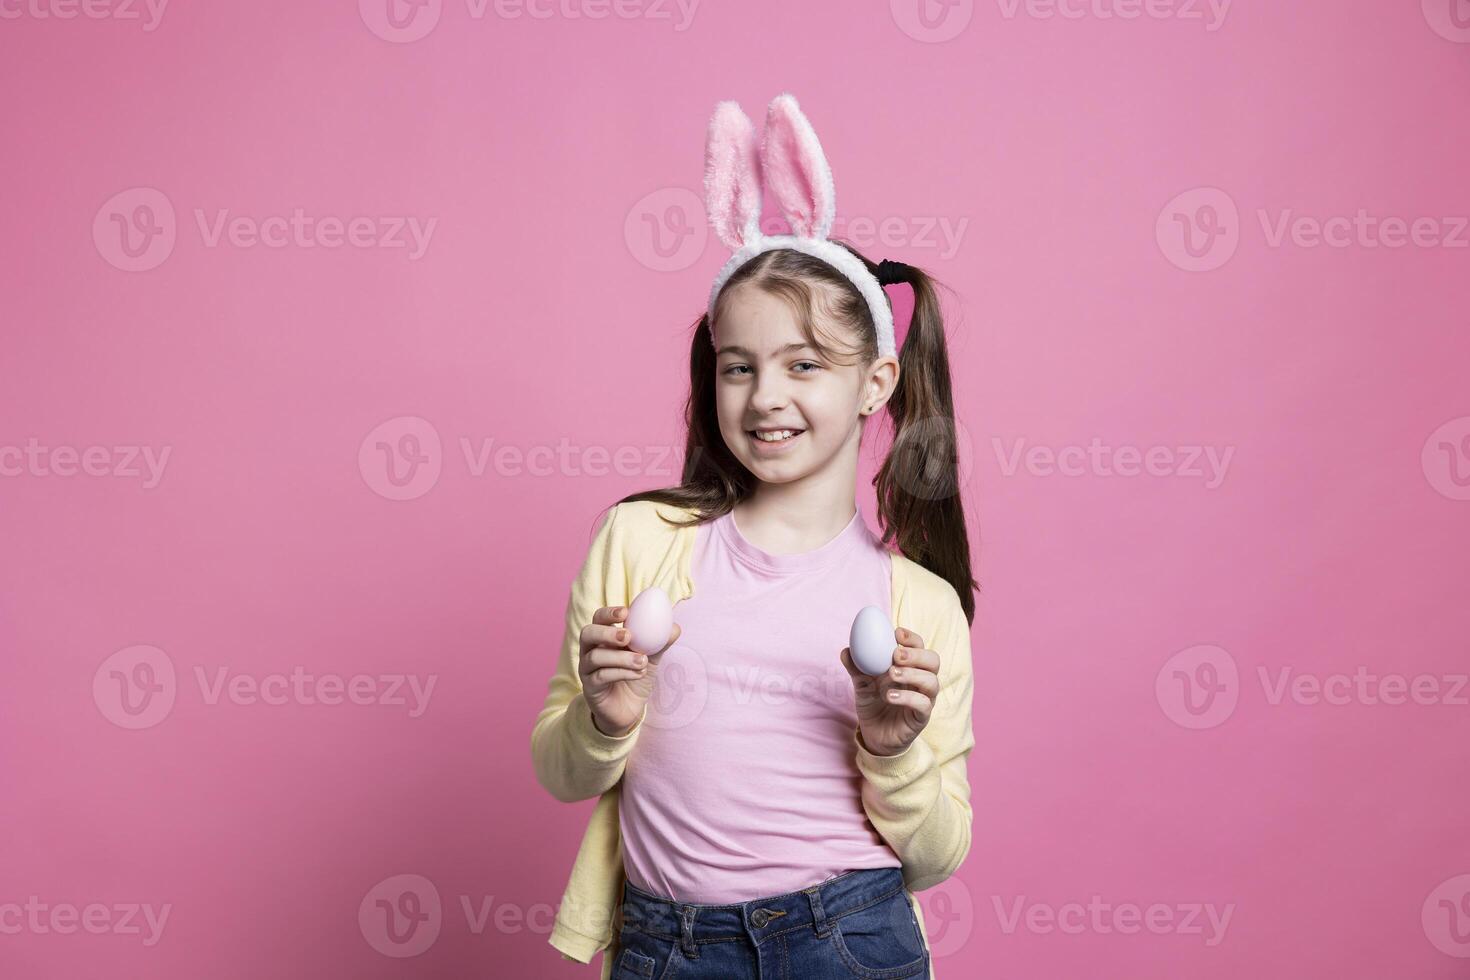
[620, 866, 907, 954]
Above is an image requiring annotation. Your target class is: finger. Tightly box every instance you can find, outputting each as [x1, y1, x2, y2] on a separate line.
[886, 664, 940, 700]
[587, 666, 646, 687]
[581, 623, 632, 657]
[843, 649, 881, 703]
[840, 647, 880, 686]
[895, 626, 925, 649]
[883, 688, 934, 723]
[583, 647, 647, 673]
[593, 606, 628, 626]
[892, 646, 939, 674]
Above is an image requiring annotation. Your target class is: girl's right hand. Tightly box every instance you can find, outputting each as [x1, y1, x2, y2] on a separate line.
[578, 605, 681, 738]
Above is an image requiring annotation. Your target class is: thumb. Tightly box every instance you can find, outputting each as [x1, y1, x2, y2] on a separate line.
[647, 623, 682, 661]
[839, 646, 863, 682]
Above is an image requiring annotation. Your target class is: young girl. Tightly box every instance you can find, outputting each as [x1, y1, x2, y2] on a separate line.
[532, 93, 976, 980]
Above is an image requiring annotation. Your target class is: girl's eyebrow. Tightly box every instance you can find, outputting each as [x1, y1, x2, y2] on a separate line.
[716, 342, 814, 357]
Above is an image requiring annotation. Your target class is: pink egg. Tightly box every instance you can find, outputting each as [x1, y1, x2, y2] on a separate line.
[625, 586, 674, 655]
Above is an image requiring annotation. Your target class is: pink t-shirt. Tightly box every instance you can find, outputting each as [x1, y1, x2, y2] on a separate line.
[618, 506, 903, 904]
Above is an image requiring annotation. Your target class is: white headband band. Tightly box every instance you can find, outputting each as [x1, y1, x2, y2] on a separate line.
[702, 93, 897, 359]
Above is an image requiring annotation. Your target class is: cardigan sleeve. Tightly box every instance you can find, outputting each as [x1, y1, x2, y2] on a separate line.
[852, 585, 976, 891]
[530, 503, 649, 803]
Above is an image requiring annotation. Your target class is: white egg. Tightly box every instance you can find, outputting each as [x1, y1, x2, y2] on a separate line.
[624, 586, 674, 655]
[849, 605, 897, 676]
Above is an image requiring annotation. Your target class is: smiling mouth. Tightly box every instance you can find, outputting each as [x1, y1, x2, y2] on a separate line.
[747, 428, 805, 445]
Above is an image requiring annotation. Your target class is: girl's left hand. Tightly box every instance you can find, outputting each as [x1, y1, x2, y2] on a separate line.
[839, 626, 941, 758]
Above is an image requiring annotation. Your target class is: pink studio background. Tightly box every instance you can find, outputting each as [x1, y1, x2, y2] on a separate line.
[2, 1, 1468, 978]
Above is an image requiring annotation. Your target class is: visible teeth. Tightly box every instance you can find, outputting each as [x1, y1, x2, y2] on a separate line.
[754, 429, 799, 442]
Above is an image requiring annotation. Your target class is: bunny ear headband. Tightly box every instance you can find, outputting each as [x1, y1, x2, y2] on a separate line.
[703, 92, 907, 359]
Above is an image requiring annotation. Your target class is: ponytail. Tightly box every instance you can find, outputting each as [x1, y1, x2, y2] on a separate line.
[869, 261, 978, 625]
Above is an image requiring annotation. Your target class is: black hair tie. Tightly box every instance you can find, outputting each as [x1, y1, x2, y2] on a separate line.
[875, 259, 912, 286]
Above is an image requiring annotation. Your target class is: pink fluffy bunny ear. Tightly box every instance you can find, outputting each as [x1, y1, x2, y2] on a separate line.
[704, 101, 763, 251]
[760, 93, 835, 240]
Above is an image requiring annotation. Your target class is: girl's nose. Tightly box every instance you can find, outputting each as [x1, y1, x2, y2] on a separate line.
[750, 378, 789, 411]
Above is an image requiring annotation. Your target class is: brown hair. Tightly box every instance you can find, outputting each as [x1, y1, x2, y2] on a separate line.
[615, 242, 977, 625]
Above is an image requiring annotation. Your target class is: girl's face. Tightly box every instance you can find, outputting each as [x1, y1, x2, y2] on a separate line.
[713, 282, 897, 484]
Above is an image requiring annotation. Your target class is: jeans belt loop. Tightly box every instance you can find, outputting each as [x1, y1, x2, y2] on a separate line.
[677, 905, 699, 958]
[806, 885, 832, 939]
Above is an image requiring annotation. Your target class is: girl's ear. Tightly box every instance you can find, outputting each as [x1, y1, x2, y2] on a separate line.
[760, 92, 836, 240]
[704, 100, 763, 251]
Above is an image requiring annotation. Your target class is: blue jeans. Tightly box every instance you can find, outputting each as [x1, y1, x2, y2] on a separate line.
[613, 866, 930, 979]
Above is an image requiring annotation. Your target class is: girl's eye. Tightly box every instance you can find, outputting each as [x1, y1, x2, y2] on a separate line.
[721, 362, 821, 376]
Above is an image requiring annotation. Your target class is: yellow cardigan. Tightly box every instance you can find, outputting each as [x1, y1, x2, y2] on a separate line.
[531, 499, 976, 980]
